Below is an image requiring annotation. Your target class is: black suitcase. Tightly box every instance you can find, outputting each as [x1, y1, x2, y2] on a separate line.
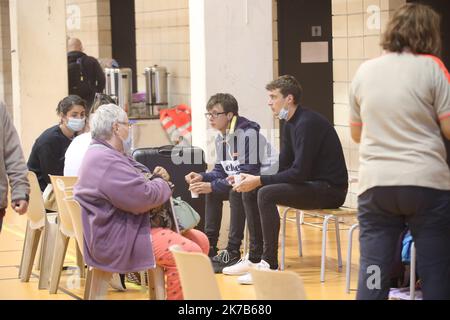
[132, 145, 207, 231]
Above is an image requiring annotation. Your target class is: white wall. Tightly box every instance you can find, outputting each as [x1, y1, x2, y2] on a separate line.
[10, 0, 68, 157]
[189, 0, 274, 157]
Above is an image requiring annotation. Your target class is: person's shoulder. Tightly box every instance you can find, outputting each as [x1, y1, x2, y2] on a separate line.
[299, 108, 332, 129]
[236, 116, 261, 133]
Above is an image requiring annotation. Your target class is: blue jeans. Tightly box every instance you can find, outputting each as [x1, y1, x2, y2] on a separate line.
[357, 186, 450, 300]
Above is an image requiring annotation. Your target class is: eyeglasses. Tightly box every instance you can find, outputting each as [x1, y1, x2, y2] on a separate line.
[118, 121, 133, 128]
[204, 112, 227, 119]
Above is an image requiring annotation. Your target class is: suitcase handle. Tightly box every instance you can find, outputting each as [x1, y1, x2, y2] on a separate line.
[158, 145, 183, 157]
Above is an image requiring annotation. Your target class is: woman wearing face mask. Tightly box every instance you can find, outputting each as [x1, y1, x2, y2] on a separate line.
[28, 95, 87, 191]
[74, 104, 209, 300]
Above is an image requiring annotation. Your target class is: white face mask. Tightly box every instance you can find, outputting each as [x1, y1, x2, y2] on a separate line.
[277, 107, 289, 120]
[120, 132, 132, 155]
[67, 117, 86, 132]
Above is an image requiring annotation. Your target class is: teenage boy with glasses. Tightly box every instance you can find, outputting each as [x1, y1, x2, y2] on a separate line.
[185, 93, 266, 273]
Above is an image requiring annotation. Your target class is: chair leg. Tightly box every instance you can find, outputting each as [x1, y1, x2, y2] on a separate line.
[334, 216, 343, 269]
[148, 266, 165, 300]
[83, 267, 93, 300]
[320, 215, 333, 282]
[49, 230, 70, 294]
[76, 242, 85, 279]
[38, 217, 58, 290]
[20, 224, 42, 282]
[295, 211, 303, 257]
[346, 223, 359, 294]
[280, 207, 290, 270]
[87, 268, 111, 300]
[410, 242, 416, 300]
[299, 210, 305, 225]
[18, 220, 30, 278]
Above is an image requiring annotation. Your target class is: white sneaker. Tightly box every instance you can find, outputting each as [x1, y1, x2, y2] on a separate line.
[237, 259, 271, 285]
[109, 273, 126, 291]
[222, 254, 256, 276]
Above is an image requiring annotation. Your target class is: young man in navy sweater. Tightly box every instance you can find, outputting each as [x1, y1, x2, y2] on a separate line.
[230, 75, 348, 284]
[185, 93, 265, 273]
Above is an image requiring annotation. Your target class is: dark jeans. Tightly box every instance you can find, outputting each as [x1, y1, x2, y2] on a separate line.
[357, 186, 450, 300]
[257, 181, 347, 269]
[205, 189, 247, 252]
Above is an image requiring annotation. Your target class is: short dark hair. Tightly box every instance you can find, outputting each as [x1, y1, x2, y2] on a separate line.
[266, 75, 303, 104]
[206, 93, 239, 115]
[56, 95, 87, 116]
[381, 3, 441, 56]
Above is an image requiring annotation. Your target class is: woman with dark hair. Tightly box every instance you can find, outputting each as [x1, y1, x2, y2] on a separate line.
[349, 3, 450, 300]
[28, 95, 87, 191]
[64, 93, 116, 176]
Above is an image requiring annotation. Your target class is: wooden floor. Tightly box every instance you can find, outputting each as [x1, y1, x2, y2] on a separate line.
[0, 207, 359, 300]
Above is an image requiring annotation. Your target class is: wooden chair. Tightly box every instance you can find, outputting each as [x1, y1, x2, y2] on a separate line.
[250, 268, 306, 300]
[64, 196, 165, 300]
[170, 244, 222, 300]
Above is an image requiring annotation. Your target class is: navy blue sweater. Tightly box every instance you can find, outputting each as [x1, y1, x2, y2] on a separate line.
[261, 107, 348, 188]
[201, 116, 263, 193]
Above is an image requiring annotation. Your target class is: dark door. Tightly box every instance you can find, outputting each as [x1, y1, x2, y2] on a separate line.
[277, 0, 333, 123]
[408, 0, 450, 67]
[110, 0, 137, 93]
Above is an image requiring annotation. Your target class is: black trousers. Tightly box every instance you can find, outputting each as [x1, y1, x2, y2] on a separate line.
[205, 189, 249, 252]
[256, 181, 347, 269]
[357, 186, 450, 300]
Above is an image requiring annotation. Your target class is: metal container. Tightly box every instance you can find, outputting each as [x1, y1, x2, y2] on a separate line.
[144, 65, 168, 116]
[105, 68, 133, 113]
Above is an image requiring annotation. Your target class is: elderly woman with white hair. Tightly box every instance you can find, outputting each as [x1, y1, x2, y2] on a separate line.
[74, 104, 209, 300]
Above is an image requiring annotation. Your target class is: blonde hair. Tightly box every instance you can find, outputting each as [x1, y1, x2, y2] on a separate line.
[381, 3, 441, 56]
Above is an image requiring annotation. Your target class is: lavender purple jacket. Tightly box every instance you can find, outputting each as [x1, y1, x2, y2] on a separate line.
[74, 139, 172, 273]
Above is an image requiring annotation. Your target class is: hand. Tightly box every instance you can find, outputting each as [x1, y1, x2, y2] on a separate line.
[233, 173, 261, 193]
[185, 172, 203, 184]
[153, 166, 170, 181]
[189, 182, 212, 194]
[226, 176, 236, 185]
[12, 200, 28, 215]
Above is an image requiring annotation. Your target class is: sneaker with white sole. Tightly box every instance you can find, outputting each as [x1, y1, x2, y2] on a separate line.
[109, 273, 127, 291]
[237, 259, 271, 285]
[222, 254, 257, 276]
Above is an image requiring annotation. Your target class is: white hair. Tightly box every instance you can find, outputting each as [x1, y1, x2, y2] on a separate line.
[90, 104, 127, 140]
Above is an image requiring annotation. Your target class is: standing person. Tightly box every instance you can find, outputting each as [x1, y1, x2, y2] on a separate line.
[232, 75, 348, 285]
[185, 93, 264, 273]
[28, 95, 87, 192]
[349, 3, 450, 300]
[0, 102, 30, 232]
[67, 38, 106, 110]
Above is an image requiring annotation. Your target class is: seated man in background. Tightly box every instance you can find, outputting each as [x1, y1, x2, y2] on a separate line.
[185, 93, 264, 273]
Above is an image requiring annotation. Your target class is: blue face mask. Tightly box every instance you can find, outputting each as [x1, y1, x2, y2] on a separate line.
[277, 107, 289, 120]
[122, 133, 132, 155]
[67, 117, 86, 132]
